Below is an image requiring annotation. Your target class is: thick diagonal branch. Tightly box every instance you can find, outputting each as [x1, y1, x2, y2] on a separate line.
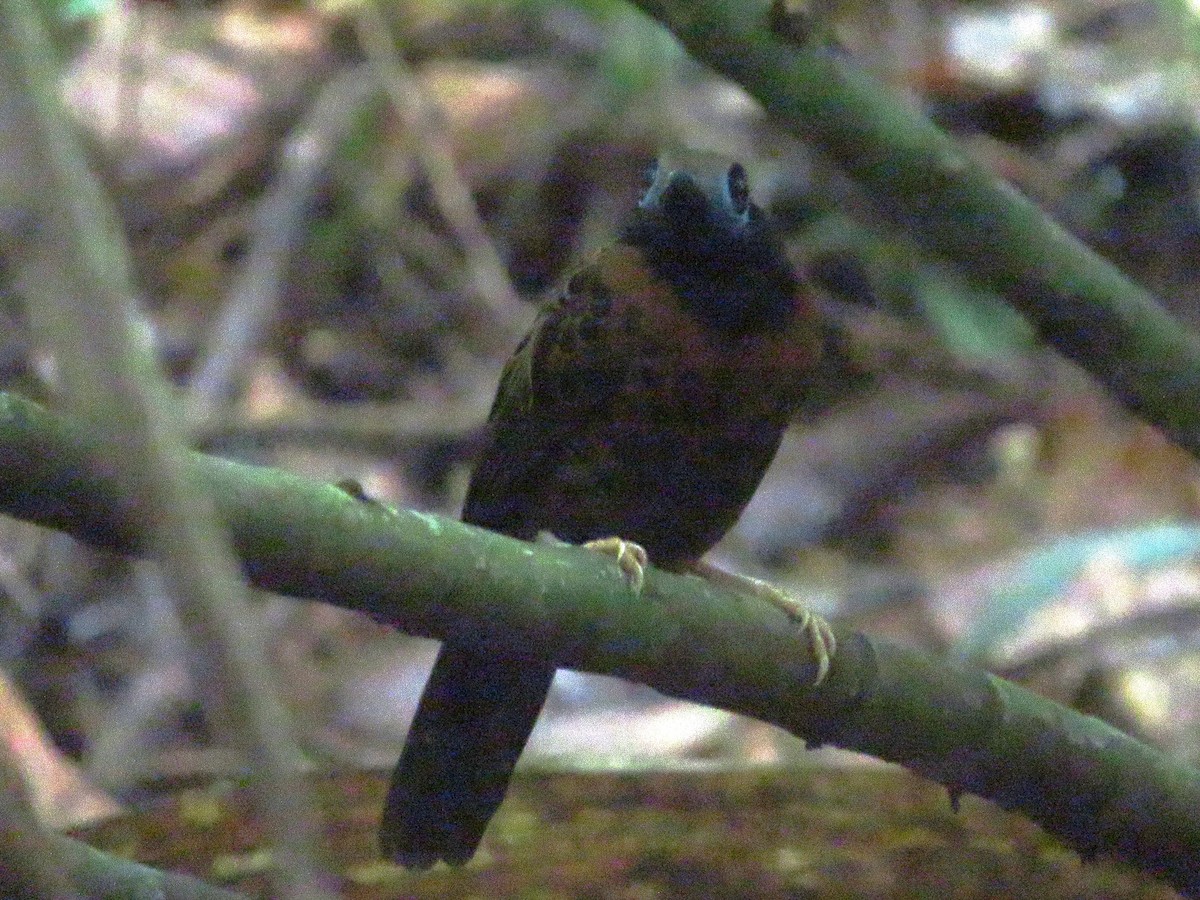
[0, 391, 1197, 896]
[631, 0, 1200, 453]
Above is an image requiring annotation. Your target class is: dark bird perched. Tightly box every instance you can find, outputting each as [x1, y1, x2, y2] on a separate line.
[380, 151, 838, 869]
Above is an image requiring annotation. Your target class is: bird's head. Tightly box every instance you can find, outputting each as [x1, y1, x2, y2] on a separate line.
[621, 149, 798, 334]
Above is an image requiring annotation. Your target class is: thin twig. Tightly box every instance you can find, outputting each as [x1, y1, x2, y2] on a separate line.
[0, 3, 333, 897]
[353, 2, 530, 346]
[188, 66, 378, 428]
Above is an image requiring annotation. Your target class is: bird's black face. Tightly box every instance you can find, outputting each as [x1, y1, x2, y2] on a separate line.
[621, 151, 798, 335]
[638, 157, 757, 244]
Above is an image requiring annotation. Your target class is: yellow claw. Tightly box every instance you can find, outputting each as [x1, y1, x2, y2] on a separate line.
[689, 560, 836, 686]
[583, 536, 650, 595]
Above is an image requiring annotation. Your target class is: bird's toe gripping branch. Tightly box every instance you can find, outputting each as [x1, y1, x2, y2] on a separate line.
[690, 560, 836, 685]
[583, 536, 650, 595]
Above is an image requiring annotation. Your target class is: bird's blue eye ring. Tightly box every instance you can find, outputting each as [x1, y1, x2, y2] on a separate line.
[727, 163, 749, 216]
[642, 159, 661, 195]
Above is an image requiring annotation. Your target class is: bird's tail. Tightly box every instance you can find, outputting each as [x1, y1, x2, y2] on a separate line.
[379, 642, 556, 868]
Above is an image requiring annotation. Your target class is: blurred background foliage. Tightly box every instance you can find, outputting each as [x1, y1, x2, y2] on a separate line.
[3, 0, 1200, 893]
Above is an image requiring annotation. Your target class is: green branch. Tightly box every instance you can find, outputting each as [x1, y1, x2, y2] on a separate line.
[629, 0, 1200, 454]
[1, 391, 1197, 895]
[51, 832, 245, 900]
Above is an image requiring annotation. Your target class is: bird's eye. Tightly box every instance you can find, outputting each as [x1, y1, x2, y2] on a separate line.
[726, 163, 750, 216]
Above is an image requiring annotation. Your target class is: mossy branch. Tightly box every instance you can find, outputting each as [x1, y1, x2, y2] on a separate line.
[629, 0, 1200, 454]
[0, 391, 1197, 895]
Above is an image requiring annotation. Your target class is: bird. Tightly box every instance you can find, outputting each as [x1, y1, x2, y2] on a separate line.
[379, 149, 838, 869]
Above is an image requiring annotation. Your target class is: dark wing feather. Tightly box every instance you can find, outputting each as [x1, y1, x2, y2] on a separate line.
[461, 270, 622, 537]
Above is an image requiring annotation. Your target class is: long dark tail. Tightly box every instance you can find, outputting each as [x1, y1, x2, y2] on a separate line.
[379, 642, 556, 868]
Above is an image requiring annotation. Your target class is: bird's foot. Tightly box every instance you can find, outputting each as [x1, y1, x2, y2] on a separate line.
[690, 560, 836, 685]
[582, 536, 649, 594]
